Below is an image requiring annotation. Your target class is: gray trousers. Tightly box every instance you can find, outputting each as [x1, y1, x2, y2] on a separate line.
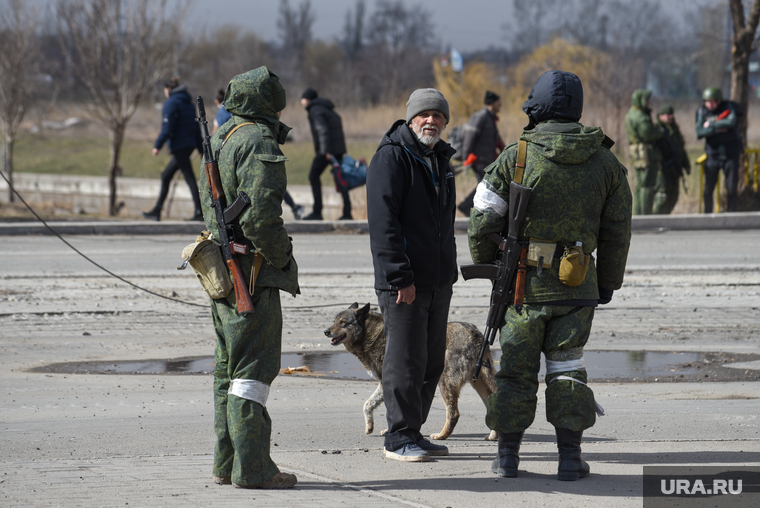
[376, 285, 452, 450]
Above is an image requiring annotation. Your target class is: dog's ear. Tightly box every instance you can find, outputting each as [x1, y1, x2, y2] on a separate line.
[357, 303, 371, 319]
[349, 302, 359, 309]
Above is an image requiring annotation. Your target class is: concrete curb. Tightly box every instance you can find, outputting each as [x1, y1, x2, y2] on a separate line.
[1, 213, 759, 235]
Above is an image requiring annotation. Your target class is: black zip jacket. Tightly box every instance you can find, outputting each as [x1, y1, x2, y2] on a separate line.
[367, 120, 458, 292]
[306, 98, 347, 156]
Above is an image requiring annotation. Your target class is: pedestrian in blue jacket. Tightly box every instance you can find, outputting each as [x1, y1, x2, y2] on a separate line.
[143, 78, 204, 221]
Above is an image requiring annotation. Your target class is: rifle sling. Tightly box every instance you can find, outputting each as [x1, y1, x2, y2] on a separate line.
[219, 121, 256, 154]
[514, 139, 527, 184]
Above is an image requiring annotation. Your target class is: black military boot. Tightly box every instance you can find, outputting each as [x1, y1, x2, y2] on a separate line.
[491, 431, 524, 477]
[556, 427, 590, 481]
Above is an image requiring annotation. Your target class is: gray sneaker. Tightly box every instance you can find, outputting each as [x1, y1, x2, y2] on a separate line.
[384, 443, 430, 462]
[417, 438, 449, 456]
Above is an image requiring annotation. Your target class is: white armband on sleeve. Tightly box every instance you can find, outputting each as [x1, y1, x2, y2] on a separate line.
[473, 181, 508, 217]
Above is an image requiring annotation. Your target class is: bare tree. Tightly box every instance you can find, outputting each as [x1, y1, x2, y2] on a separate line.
[342, 0, 365, 61]
[56, 0, 183, 215]
[277, 0, 315, 73]
[729, 0, 760, 144]
[0, 0, 41, 203]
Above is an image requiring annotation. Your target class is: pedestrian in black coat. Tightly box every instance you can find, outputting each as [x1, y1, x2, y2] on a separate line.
[300, 88, 351, 220]
[143, 78, 204, 221]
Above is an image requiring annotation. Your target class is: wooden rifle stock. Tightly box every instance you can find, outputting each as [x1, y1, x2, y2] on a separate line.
[513, 243, 529, 313]
[197, 96, 254, 314]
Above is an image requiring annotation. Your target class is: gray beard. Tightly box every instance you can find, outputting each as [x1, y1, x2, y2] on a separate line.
[411, 123, 441, 148]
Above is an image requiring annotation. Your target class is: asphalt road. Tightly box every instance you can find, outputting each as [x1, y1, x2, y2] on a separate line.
[1, 229, 759, 507]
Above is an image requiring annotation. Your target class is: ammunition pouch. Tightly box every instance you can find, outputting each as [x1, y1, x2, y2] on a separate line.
[526, 238, 558, 269]
[179, 231, 233, 299]
[559, 244, 592, 287]
[628, 142, 649, 170]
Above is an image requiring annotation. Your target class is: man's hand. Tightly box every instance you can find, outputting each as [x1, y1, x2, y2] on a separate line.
[152, 148, 159, 157]
[703, 121, 711, 129]
[396, 284, 416, 304]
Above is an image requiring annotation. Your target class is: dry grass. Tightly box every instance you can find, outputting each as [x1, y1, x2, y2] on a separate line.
[7, 98, 760, 218]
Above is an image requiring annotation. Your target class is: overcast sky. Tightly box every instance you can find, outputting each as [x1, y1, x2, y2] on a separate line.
[187, 0, 711, 53]
[188, 0, 508, 53]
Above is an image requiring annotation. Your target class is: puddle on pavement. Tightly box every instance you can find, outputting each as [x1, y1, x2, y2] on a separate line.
[28, 350, 749, 382]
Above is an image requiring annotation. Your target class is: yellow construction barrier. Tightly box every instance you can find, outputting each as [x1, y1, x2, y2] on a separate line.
[695, 148, 759, 212]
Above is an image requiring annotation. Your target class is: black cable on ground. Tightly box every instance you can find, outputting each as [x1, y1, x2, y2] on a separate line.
[0, 171, 366, 312]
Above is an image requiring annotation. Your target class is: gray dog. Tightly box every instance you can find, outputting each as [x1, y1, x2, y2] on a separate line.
[324, 302, 498, 441]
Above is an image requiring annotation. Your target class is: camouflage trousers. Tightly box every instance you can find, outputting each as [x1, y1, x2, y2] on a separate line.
[211, 285, 282, 486]
[486, 304, 597, 434]
[653, 167, 680, 215]
[633, 163, 661, 215]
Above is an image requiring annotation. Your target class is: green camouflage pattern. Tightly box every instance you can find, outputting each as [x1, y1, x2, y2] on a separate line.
[654, 119, 689, 214]
[200, 66, 297, 486]
[212, 285, 282, 485]
[200, 66, 299, 297]
[468, 120, 632, 299]
[625, 89, 663, 215]
[485, 304, 597, 433]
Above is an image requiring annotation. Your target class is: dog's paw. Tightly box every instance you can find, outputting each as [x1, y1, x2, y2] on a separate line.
[365, 424, 374, 435]
[380, 429, 388, 435]
[485, 430, 498, 441]
[429, 433, 447, 440]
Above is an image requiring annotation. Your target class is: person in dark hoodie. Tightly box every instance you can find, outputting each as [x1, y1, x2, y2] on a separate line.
[468, 71, 632, 481]
[366, 88, 458, 462]
[300, 88, 351, 220]
[143, 77, 204, 221]
[457, 90, 505, 216]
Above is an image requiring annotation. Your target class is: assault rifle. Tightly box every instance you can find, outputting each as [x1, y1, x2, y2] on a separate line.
[460, 178, 532, 382]
[196, 96, 254, 314]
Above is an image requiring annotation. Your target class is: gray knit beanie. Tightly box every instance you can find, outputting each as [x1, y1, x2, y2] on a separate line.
[406, 88, 450, 124]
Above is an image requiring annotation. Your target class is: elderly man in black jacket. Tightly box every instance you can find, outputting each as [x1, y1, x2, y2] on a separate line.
[366, 88, 458, 462]
[300, 88, 351, 220]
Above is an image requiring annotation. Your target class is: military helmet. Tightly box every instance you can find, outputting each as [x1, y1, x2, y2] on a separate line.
[702, 87, 723, 102]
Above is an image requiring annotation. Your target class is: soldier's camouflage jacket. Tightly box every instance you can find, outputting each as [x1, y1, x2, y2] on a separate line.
[468, 120, 632, 302]
[625, 89, 663, 163]
[200, 67, 299, 297]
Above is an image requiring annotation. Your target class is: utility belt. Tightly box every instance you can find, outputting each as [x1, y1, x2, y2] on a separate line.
[628, 142, 650, 169]
[524, 238, 592, 287]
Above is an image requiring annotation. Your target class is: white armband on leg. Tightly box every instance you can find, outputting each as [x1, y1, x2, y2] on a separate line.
[228, 379, 271, 406]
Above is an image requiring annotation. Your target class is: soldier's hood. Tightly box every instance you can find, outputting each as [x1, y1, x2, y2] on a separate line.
[631, 89, 651, 111]
[521, 121, 608, 165]
[223, 66, 286, 131]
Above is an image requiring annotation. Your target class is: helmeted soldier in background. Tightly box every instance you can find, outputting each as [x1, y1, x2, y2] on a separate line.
[625, 89, 662, 215]
[468, 70, 632, 481]
[695, 86, 743, 213]
[653, 104, 691, 214]
[200, 66, 299, 489]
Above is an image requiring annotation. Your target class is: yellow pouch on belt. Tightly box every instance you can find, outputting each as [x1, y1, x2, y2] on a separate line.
[559, 244, 591, 287]
[526, 238, 556, 268]
[179, 231, 233, 299]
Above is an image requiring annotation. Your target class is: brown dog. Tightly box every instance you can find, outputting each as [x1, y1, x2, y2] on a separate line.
[324, 302, 498, 441]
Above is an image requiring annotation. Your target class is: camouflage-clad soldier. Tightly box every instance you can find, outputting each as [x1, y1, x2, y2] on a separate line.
[625, 89, 663, 215]
[468, 71, 632, 481]
[653, 104, 691, 214]
[200, 66, 299, 489]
